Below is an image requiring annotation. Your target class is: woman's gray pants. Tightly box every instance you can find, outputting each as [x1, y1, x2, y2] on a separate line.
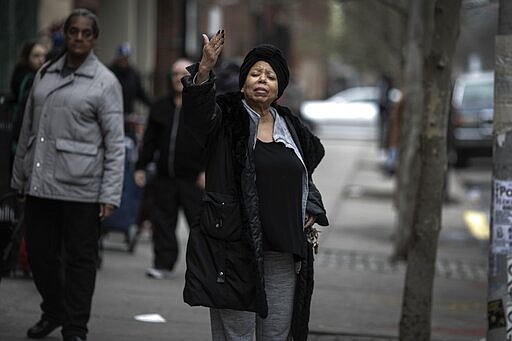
[209, 251, 296, 341]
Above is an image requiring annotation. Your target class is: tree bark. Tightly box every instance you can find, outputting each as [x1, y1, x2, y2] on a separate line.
[399, 1, 462, 340]
[391, 0, 430, 262]
[334, 0, 407, 79]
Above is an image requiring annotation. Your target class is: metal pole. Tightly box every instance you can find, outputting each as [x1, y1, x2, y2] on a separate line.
[487, 1, 512, 340]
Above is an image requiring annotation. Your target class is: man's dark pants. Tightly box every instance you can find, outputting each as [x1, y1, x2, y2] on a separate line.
[149, 175, 202, 271]
[25, 196, 100, 339]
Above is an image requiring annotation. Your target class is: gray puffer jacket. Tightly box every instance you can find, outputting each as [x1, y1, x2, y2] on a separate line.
[11, 52, 125, 207]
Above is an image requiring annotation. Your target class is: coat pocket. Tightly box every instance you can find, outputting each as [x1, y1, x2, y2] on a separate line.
[200, 191, 242, 241]
[54, 138, 101, 185]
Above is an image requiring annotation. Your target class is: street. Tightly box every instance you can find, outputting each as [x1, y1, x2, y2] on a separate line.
[0, 138, 487, 341]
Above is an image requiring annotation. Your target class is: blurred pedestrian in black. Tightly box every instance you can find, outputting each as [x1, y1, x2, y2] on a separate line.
[134, 58, 205, 280]
[109, 42, 151, 140]
[11, 8, 125, 341]
[377, 74, 393, 155]
[182, 31, 328, 341]
[214, 57, 240, 95]
[383, 93, 404, 177]
[10, 40, 47, 156]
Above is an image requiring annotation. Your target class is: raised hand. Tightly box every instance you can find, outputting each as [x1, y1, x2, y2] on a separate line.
[196, 29, 225, 84]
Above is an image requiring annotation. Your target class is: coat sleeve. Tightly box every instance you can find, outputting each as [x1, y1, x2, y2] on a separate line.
[181, 63, 222, 148]
[286, 112, 329, 226]
[135, 106, 158, 171]
[96, 77, 125, 207]
[11, 76, 36, 193]
[307, 179, 328, 226]
[305, 131, 328, 226]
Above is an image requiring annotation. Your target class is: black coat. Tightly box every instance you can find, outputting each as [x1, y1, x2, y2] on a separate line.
[10, 66, 36, 151]
[135, 94, 204, 180]
[182, 65, 328, 341]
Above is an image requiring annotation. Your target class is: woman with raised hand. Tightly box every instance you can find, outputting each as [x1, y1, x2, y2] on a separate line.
[182, 30, 329, 341]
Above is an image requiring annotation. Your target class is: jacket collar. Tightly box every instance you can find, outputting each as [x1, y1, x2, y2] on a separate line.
[46, 51, 98, 78]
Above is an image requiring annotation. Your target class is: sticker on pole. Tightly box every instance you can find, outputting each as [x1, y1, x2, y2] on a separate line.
[488, 299, 506, 329]
[492, 180, 512, 254]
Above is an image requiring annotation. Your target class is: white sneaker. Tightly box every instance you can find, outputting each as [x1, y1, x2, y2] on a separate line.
[145, 268, 174, 279]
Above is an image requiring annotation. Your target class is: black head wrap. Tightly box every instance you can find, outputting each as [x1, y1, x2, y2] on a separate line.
[239, 44, 290, 99]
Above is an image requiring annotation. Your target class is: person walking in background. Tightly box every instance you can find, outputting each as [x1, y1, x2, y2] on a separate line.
[9, 40, 47, 156]
[134, 58, 205, 280]
[46, 21, 66, 61]
[11, 8, 125, 341]
[109, 42, 152, 140]
[214, 57, 240, 95]
[383, 93, 404, 177]
[182, 31, 328, 341]
[3, 40, 47, 278]
[377, 74, 393, 157]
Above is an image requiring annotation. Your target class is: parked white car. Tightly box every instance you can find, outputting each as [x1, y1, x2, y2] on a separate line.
[300, 86, 381, 139]
[300, 86, 402, 140]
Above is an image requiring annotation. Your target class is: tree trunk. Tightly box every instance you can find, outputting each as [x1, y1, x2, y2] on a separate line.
[399, 1, 462, 340]
[487, 1, 512, 340]
[391, 0, 430, 262]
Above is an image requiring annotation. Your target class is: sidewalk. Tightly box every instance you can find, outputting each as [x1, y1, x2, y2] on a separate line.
[0, 139, 487, 341]
[309, 140, 487, 340]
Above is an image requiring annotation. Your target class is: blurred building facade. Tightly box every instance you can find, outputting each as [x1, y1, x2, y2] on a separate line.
[1, 0, 331, 102]
[0, 0, 502, 102]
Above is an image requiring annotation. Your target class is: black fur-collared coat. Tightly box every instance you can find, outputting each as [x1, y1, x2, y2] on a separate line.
[182, 64, 328, 341]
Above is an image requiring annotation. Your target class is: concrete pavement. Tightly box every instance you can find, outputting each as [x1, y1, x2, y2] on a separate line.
[0, 139, 487, 340]
[309, 139, 487, 341]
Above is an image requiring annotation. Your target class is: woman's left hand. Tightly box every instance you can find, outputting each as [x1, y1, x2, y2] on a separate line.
[304, 213, 316, 229]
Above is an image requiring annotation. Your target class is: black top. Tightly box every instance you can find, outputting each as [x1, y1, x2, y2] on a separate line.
[254, 139, 305, 258]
